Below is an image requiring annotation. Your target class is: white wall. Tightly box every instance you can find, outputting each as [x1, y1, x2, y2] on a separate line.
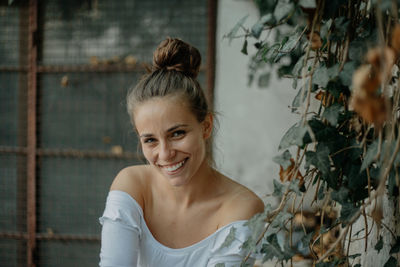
[214, 0, 297, 200]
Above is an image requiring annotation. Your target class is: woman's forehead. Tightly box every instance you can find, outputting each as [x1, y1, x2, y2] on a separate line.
[133, 97, 197, 131]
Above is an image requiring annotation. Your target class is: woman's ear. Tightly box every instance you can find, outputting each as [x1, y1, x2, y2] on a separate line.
[202, 113, 213, 139]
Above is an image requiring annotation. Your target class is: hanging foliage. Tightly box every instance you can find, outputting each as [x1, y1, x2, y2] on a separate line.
[226, 0, 400, 266]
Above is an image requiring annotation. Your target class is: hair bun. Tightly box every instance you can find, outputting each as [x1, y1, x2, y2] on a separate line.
[152, 38, 201, 79]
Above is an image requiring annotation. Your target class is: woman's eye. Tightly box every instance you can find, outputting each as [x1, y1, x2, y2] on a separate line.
[144, 138, 156, 144]
[172, 130, 185, 138]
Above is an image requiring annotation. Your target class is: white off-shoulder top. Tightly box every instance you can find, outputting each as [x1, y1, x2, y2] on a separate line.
[99, 190, 256, 267]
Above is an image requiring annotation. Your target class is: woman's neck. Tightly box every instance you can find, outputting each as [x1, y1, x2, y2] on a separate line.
[158, 161, 222, 209]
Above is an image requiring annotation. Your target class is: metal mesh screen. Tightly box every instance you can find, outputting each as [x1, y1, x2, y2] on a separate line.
[0, 0, 210, 266]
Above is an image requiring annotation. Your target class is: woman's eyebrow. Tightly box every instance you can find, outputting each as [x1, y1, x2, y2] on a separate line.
[139, 133, 153, 138]
[139, 124, 189, 138]
[167, 124, 188, 133]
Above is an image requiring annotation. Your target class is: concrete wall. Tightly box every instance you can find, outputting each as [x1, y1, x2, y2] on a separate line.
[214, 0, 297, 200]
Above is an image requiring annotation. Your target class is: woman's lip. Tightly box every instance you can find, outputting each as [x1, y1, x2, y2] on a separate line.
[157, 158, 188, 167]
[159, 158, 188, 173]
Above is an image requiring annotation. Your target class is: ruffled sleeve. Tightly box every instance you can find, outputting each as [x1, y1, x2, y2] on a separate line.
[206, 221, 256, 267]
[99, 190, 143, 267]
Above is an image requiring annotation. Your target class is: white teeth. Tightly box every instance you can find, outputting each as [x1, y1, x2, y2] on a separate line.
[164, 159, 185, 172]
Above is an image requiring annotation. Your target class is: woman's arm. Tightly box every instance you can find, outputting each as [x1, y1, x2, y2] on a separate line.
[100, 217, 140, 267]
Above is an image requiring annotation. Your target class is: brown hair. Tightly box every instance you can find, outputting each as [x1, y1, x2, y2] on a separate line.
[126, 38, 210, 123]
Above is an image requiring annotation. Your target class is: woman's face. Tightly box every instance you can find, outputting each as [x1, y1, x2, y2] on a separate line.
[133, 96, 212, 187]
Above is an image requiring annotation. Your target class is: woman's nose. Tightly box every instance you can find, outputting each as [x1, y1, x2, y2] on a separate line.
[158, 141, 175, 160]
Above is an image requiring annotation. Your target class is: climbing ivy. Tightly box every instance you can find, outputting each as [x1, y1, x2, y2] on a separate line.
[227, 0, 400, 266]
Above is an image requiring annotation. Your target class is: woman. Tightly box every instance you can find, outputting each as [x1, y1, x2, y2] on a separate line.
[99, 38, 264, 267]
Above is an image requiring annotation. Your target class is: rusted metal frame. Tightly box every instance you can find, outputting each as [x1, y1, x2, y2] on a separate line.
[17, 6, 28, 267]
[206, 0, 217, 107]
[27, 0, 38, 266]
[36, 65, 206, 73]
[37, 64, 142, 73]
[0, 65, 206, 73]
[0, 66, 28, 72]
[0, 146, 144, 160]
[0, 232, 100, 242]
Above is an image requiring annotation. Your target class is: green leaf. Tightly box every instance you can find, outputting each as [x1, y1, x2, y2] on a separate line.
[281, 31, 301, 52]
[215, 264, 225, 267]
[241, 39, 248, 55]
[375, 236, 384, 253]
[327, 64, 340, 80]
[219, 227, 237, 250]
[322, 103, 344, 126]
[292, 55, 305, 76]
[389, 236, 400, 254]
[360, 140, 379, 171]
[252, 14, 275, 39]
[279, 123, 308, 150]
[299, 232, 314, 249]
[260, 14, 275, 25]
[251, 22, 264, 39]
[378, 0, 393, 11]
[274, 1, 294, 22]
[313, 66, 329, 87]
[299, 0, 316, 8]
[340, 203, 358, 223]
[315, 262, 335, 267]
[289, 179, 302, 196]
[273, 179, 284, 197]
[258, 72, 271, 87]
[348, 253, 362, 259]
[384, 256, 397, 267]
[273, 150, 292, 169]
[271, 211, 293, 228]
[261, 233, 295, 262]
[349, 40, 367, 62]
[318, 182, 325, 200]
[305, 144, 331, 175]
[331, 187, 350, 205]
[339, 61, 356, 86]
[313, 64, 339, 88]
[225, 15, 248, 43]
[291, 87, 306, 111]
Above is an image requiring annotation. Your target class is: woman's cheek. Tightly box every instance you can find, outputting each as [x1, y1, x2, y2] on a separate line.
[142, 146, 155, 163]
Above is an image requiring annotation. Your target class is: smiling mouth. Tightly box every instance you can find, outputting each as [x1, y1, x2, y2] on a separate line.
[159, 158, 188, 173]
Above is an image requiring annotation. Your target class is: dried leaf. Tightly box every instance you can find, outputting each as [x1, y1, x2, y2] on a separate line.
[391, 24, 400, 55]
[309, 32, 322, 50]
[371, 205, 383, 227]
[111, 145, 123, 155]
[352, 64, 380, 94]
[124, 55, 137, 66]
[60, 75, 69, 87]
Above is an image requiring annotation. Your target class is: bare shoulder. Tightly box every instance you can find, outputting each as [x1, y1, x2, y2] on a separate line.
[219, 176, 264, 226]
[110, 165, 152, 208]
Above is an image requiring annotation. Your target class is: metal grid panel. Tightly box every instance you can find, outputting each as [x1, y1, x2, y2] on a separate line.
[0, 154, 26, 232]
[38, 241, 99, 267]
[0, 240, 26, 267]
[0, 0, 211, 265]
[41, 0, 208, 65]
[0, 5, 28, 67]
[40, 72, 139, 151]
[38, 157, 133, 236]
[0, 73, 20, 146]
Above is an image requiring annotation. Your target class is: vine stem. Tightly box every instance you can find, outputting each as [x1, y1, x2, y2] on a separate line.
[242, 187, 291, 263]
[317, 136, 400, 265]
